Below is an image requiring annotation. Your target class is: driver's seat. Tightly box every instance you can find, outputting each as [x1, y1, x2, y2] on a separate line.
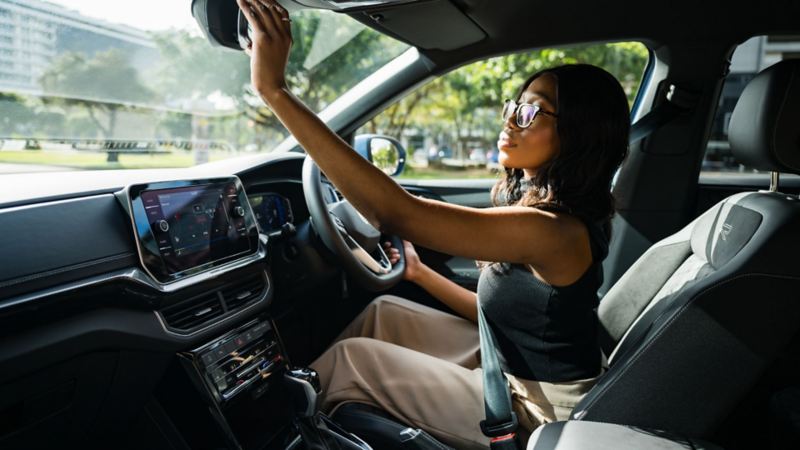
[336, 59, 800, 448]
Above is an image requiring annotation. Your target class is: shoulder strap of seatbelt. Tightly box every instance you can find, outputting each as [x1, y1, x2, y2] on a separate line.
[478, 304, 521, 450]
[629, 84, 698, 145]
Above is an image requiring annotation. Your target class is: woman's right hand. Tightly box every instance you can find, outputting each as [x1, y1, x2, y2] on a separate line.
[383, 240, 425, 283]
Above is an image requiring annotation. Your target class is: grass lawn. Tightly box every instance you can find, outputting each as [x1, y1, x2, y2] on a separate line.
[0, 150, 500, 179]
[399, 165, 499, 180]
[0, 150, 231, 170]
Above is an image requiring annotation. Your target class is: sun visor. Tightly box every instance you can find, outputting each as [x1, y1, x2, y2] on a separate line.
[290, 0, 487, 50]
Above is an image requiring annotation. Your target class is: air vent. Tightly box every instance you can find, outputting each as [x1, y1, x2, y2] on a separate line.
[221, 273, 266, 311]
[161, 292, 224, 332]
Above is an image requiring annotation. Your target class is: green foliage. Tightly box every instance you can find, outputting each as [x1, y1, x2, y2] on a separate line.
[370, 139, 399, 174]
[148, 31, 251, 104]
[362, 42, 650, 173]
[40, 49, 154, 103]
[1, 9, 648, 173]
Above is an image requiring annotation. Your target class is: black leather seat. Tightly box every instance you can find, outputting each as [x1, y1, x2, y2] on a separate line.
[334, 59, 800, 449]
[332, 403, 453, 449]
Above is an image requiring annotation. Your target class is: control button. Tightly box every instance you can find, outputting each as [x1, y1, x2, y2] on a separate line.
[158, 220, 170, 232]
[222, 340, 237, 355]
[234, 206, 246, 217]
[212, 369, 225, 382]
[201, 352, 214, 366]
[213, 346, 227, 361]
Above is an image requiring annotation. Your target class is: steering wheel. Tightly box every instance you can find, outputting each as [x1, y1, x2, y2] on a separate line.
[302, 155, 405, 292]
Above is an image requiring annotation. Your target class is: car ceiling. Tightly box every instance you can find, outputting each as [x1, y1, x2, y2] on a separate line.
[325, 0, 800, 69]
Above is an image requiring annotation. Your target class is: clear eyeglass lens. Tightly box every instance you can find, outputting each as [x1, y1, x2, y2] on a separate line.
[502, 100, 515, 122]
[517, 104, 537, 128]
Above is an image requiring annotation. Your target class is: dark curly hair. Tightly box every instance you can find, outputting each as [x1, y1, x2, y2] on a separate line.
[491, 64, 630, 240]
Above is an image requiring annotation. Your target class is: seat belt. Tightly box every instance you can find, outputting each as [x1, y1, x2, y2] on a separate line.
[629, 84, 698, 145]
[477, 304, 520, 450]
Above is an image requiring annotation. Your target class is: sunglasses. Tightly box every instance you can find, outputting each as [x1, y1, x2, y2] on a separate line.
[502, 99, 558, 128]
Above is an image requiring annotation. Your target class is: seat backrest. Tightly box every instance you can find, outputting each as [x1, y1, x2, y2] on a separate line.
[571, 59, 800, 438]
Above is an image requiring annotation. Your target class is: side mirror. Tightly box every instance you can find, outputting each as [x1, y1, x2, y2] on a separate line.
[353, 135, 406, 177]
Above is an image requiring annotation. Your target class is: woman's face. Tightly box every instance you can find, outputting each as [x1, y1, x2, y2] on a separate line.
[497, 73, 560, 177]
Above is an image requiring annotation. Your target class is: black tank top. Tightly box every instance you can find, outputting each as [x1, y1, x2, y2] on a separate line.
[477, 210, 609, 382]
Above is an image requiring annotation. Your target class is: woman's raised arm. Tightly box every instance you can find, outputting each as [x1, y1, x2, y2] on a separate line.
[236, 0, 590, 275]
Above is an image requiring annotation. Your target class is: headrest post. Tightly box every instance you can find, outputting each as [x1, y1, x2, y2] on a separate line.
[770, 171, 780, 192]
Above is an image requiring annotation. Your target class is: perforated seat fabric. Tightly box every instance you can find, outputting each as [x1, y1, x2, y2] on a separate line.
[570, 59, 800, 438]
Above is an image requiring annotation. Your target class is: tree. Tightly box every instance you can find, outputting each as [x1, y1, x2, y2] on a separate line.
[362, 42, 650, 162]
[0, 93, 35, 137]
[146, 12, 408, 150]
[39, 49, 155, 161]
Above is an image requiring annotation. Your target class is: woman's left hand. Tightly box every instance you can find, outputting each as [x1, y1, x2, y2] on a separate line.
[236, 0, 293, 102]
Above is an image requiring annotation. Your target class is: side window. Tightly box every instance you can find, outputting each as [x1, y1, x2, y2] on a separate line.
[702, 35, 800, 176]
[356, 42, 650, 180]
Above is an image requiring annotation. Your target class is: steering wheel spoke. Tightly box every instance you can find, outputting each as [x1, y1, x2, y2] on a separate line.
[343, 234, 392, 274]
[303, 156, 404, 291]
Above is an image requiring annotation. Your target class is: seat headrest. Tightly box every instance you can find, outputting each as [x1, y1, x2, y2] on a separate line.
[728, 59, 800, 174]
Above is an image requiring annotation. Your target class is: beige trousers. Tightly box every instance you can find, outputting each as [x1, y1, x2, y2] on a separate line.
[310, 295, 598, 450]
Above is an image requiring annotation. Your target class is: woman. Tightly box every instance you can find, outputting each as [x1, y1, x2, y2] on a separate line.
[236, 1, 629, 448]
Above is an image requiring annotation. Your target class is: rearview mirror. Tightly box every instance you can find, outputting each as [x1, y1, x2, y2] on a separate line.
[191, 0, 241, 50]
[192, 0, 296, 50]
[353, 135, 406, 177]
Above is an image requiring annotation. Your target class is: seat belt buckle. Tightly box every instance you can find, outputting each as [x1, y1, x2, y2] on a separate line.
[479, 411, 519, 438]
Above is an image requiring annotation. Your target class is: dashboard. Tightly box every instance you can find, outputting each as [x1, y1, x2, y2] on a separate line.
[0, 154, 314, 338]
[0, 152, 462, 448]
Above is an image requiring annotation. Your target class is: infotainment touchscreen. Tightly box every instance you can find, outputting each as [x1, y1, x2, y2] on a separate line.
[127, 178, 260, 284]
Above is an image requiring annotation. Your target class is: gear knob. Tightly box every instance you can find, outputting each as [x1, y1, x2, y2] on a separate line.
[287, 367, 321, 393]
[284, 367, 322, 417]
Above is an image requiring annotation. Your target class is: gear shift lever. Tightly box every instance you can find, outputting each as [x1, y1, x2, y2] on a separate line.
[284, 367, 322, 418]
[284, 367, 370, 449]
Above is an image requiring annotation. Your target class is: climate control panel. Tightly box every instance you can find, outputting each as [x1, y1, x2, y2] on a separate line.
[190, 318, 286, 403]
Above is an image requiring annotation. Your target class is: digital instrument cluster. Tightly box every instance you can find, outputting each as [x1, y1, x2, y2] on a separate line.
[249, 193, 294, 233]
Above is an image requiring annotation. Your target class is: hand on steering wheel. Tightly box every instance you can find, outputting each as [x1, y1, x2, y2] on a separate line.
[383, 240, 424, 283]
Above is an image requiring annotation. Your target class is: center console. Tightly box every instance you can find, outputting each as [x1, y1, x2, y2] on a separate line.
[192, 319, 284, 404]
[124, 178, 372, 449]
[159, 316, 297, 450]
[158, 317, 372, 450]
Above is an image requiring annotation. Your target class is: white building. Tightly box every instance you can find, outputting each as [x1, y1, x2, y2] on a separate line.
[0, 0, 156, 95]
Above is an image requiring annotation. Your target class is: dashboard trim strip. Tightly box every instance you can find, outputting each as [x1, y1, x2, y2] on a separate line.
[0, 257, 268, 314]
